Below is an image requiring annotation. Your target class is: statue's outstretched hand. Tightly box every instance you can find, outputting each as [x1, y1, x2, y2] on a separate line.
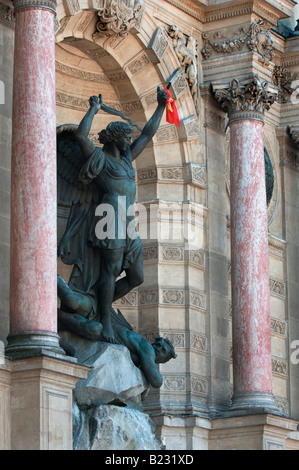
[89, 94, 102, 112]
[157, 86, 168, 107]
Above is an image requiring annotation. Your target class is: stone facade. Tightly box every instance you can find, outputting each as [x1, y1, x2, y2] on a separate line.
[0, 0, 299, 450]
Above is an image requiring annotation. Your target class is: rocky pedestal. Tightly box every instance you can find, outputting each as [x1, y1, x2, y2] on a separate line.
[59, 332, 163, 450]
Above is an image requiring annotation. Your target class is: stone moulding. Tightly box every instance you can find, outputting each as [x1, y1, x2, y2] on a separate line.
[13, 0, 57, 11]
[212, 75, 278, 123]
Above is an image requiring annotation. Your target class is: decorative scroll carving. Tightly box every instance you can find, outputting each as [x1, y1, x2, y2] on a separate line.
[162, 246, 184, 261]
[190, 334, 207, 352]
[272, 66, 297, 103]
[201, 20, 274, 66]
[270, 278, 286, 298]
[142, 246, 158, 261]
[163, 376, 186, 391]
[271, 318, 286, 337]
[148, 27, 169, 63]
[95, 0, 144, 38]
[161, 168, 184, 180]
[139, 289, 158, 305]
[55, 61, 109, 83]
[127, 53, 150, 74]
[137, 168, 157, 182]
[189, 249, 205, 268]
[113, 291, 138, 306]
[166, 25, 198, 112]
[189, 290, 206, 310]
[155, 125, 178, 143]
[213, 75, 278, 122]
[163, 332, 185, 348]
[162, 289, 185, 305]
[188, 164, 207, 187]
[191, 376, 208, 395]
[272, 358, 288, 377]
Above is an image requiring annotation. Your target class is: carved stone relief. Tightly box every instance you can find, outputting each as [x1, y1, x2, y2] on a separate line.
[166, 25, 199, 112]
[0, 2, 15, 27]
[288, 126, 299, 148]
[95, 0, 144, 39]
[148, 27, 169, 64]
[272, 66, 297, 104]
[202, 20, 274, 66]
[213, 75, 278, 122]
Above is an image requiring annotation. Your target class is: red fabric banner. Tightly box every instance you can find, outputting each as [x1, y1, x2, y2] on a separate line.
[164, 89, 180, 127]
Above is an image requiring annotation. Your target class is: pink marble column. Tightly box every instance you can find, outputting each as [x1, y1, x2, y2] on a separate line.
[6, 0, 64, 357]
[214, 77, 278, 411]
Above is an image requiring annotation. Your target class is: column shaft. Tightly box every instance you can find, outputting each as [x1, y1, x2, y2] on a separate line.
[230, 119, 273, 405]
[7, 2, 63, 356]
[213, 77, 278, 411]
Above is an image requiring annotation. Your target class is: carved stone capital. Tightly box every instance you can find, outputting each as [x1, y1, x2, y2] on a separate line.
[212, 75, 278, 123]
[13, 0, 57, 12]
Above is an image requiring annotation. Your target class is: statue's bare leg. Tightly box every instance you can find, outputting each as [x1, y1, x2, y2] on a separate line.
[57, 275, 92, 316]
[97, 249, 124, 344]
[113, 256, 144, 301]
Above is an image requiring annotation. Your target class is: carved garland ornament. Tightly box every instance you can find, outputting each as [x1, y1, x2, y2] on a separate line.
[201, 20, 274, 66]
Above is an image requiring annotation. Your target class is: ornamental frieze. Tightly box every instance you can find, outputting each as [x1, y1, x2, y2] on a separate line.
[191, 376, 208, 395]
[161, 246, 184, 261]
[163, 375, 186, 391]
[113, 291, 138, 307]
[190, 334, 207, 352]
[271, 319, 286, 337]
[189, 249, 205, 268]
[269, 278, 286, 298]
[201, 20, 274, 66]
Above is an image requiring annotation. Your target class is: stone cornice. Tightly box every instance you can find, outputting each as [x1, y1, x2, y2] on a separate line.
[13, 0, 56, 12]
[212, 75, 278, 123]
[164, 0, 294, 25]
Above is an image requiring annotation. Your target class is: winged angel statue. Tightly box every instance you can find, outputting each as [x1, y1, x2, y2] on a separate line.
[57, 88, 168, 346]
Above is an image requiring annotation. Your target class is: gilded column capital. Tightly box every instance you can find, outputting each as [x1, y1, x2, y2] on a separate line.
[212, 75, 278, 123]
[13, 0, 57, 13]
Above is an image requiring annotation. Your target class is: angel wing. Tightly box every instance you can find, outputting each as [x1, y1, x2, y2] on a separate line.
[57, 124, 100, 206]
[111, 307, 133, 331]
[57, 125, 103, 264]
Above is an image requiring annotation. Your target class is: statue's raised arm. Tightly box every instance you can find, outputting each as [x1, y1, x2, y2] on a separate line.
[130, 87, 168, 161]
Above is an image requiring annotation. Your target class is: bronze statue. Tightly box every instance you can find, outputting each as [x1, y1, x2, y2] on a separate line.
[58, 275, 177, 388]
[57, 87, 169, 345]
